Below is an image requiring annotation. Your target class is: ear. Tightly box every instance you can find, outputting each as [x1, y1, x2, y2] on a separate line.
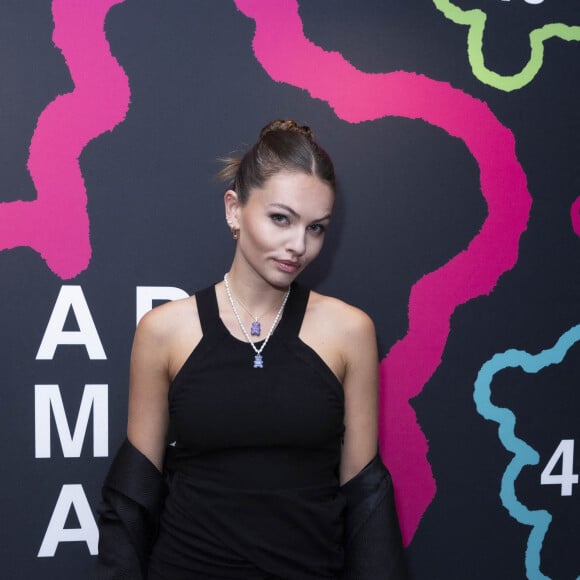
[224, 189, 241, 227]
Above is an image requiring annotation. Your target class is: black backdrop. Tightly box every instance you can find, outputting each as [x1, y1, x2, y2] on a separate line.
[0, 1, 578, 578]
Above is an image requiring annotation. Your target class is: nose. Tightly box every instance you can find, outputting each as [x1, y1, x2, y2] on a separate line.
[286, 227, 306, 257]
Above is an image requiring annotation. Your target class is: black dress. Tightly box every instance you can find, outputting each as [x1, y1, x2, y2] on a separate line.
[147, 283, 346, 579]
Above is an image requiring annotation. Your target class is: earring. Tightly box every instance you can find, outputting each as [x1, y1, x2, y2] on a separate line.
[226, 220, 239, 240]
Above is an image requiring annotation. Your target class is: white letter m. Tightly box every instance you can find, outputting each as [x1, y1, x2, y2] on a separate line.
[35, 384, 108, 458]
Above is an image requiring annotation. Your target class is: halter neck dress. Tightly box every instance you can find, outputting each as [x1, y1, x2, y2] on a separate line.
[147, 282, 346, 579]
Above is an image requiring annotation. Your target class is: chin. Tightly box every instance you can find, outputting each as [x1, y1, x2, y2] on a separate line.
[267, 270, 300, 289]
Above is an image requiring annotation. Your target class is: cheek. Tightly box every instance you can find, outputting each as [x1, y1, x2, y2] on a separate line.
[306, 236, 325, 260]
[243, 220, 278, 250]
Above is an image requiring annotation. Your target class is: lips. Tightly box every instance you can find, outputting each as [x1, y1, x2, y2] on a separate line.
[276, 259, 301, 273]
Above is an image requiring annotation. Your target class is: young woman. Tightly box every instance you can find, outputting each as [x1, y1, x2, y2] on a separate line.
[98, 120, 406, 579]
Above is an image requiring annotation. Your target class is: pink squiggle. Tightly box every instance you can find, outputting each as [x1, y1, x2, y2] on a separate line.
[0, 0, 129, 279]
[571, 196, 580, 237]
[234, 0, 531, 545]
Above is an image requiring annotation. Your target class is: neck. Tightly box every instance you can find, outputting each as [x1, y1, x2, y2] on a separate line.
[225, 266, 289, 312]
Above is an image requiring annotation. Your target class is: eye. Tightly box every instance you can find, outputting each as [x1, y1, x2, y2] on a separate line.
[270, 213, 289, 225]
[307, 223, 326, 235]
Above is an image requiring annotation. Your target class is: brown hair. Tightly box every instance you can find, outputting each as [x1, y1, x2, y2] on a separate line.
[217, 119, 336, 204]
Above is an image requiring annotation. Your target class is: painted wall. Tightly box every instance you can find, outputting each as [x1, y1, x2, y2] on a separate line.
[0, 1, 578, 578]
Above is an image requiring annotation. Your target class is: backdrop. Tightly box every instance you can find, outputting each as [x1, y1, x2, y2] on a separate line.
[0, 1, 578, 578]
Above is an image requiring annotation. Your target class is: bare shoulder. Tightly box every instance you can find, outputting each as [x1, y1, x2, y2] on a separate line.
[137, 294, 199, 340]
[128, 294, 201, 469]
[307, 291, 378, 482]
[301, 290, 376, 383]
[134, 295, 202, 378]
[307, 290, 376, 340]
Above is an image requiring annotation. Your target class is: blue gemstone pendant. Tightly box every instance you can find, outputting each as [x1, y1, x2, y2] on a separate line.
[253, 354, 263, 368]
[251, 321, 261, 336]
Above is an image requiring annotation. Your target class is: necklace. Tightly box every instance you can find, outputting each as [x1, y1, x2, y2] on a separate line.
[223, 273, 290, 369]
[235, 297, 272, 337]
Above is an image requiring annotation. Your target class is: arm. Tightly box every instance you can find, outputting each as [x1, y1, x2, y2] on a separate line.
[126, 306, 173, 471]
[338, 308, 409, 579]
[339, 308, 379, 485]
[97, 300, 193, 579]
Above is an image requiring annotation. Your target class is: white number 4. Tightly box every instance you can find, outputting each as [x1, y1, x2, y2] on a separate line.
[540, 440, 578, 496]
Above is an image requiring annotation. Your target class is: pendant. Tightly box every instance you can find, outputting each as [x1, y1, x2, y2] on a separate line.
[253, 353, 263, 368]
[251, 321, 261, 336]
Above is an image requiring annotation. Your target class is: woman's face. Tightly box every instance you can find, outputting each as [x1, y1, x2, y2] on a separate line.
[226, 171, 334, 287]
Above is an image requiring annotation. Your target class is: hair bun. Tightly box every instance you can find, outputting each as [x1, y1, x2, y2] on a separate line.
[259, 119, 314, 140]
[217, 118, 335, 202]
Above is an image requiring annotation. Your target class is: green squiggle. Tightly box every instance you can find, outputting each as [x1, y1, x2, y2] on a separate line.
[433, 0, 580, 91]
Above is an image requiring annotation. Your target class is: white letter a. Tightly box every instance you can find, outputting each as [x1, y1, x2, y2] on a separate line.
[38, 484, 99, 557]
[36, 286, 106, 360]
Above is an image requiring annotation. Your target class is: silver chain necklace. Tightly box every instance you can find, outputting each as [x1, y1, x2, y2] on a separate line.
[223, 273, 290, 368]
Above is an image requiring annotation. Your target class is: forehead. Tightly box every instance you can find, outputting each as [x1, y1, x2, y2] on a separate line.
[248, 171, 334, 215]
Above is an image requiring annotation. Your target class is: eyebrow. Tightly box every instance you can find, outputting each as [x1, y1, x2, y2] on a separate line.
[268, 203, 332, 222]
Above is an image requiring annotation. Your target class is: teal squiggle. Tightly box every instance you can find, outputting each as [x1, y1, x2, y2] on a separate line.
[474, 324, 580, 580]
